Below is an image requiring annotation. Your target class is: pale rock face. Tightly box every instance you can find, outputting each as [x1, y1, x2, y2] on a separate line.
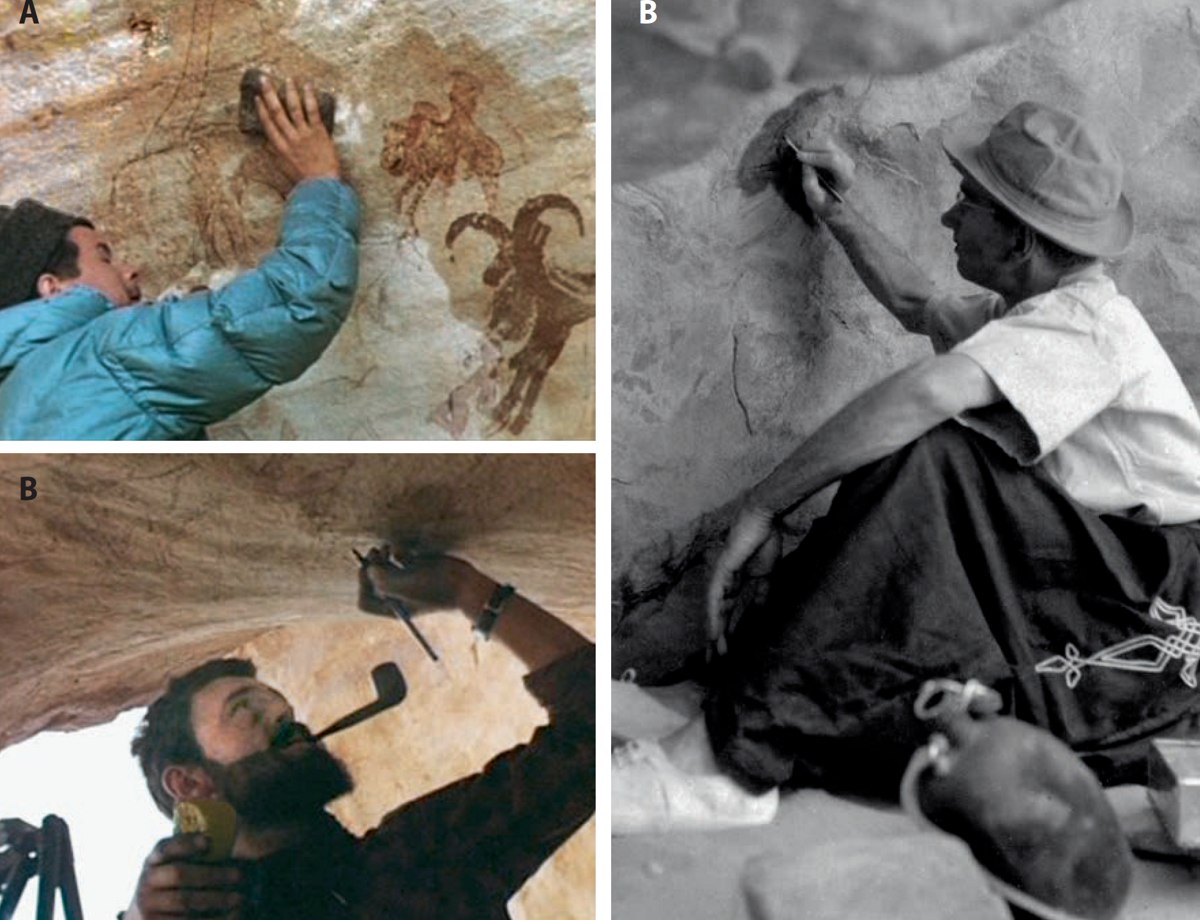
[613, 0, 1200, 679]
[0, 0, 595, 439]
[0, 454, 594, 916]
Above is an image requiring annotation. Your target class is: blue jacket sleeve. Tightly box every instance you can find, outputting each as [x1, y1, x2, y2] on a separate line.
[92, 178, 361, 432]
[0, 290, 110, 384]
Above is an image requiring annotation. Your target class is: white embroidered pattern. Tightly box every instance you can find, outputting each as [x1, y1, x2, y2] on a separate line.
[1035, 596, 1200, 689]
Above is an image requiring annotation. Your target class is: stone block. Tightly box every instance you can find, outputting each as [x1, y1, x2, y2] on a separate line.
[739, 833, 1011, 920]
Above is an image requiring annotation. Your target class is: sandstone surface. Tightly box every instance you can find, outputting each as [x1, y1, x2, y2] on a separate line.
[613, 0, 1070, 181]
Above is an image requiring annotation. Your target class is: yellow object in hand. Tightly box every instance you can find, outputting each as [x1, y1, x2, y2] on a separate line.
[172, 799, 238, 861]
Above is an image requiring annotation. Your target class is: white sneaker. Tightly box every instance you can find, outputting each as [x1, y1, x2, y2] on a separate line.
[612, 738, 779, 835]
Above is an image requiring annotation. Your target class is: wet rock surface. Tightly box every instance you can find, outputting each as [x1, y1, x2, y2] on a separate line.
[612, 0, 1070, 181]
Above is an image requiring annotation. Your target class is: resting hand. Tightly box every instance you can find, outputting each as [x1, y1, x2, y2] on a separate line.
[254, 76, 341, 183]
[706, 507, 780, 658]
[358, 544, 484, 613]
[124, 834, 243, 920]
[784, 133, 855, 219]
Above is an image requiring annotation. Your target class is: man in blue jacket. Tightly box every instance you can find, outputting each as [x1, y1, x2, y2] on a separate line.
[0, 76, 360, 439]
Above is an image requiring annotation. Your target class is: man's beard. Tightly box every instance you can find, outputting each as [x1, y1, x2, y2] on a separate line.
[204, 727, 354, 830]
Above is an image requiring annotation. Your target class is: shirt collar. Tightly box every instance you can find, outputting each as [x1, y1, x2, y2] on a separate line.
[1054, 260, 1106, 289]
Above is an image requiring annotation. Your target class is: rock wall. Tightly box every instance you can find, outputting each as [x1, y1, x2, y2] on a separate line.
[613, 0, 1200, 678]
[0, 0, 594, 439]
[0, 454, 594, 916]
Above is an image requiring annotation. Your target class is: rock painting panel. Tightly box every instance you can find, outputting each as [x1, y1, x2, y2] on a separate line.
[433, 194, 595, 436]
[0, 5, 594, 439]
[102, 0, 310, 285]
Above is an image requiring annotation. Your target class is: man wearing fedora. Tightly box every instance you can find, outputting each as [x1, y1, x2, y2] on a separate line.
[614, 102, 1200, 842]
[0, 76, 358, 439]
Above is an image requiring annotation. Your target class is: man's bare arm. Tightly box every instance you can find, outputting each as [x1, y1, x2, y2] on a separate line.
[791, 144, 937, 334]
[453, 565, 591, 672]
[819, 200, 937, 333]
[706, 354, 1001, 650]
[749, 353, 999, 515]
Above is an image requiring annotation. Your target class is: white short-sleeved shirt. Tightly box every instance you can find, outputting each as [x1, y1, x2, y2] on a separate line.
[924, 264, 1200, 525]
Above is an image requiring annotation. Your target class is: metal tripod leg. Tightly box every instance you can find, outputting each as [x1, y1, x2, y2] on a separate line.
[0, 851, 35, 920]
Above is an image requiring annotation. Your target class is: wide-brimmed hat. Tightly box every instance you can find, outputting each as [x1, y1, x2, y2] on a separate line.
[0, 199, 92, 309]
[942, 102, 1133, 258]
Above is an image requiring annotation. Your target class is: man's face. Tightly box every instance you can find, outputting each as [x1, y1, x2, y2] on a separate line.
[189, 677, 353, 828]
[940, 175, 1019, 288]
[191, 677, 295, 764]
[59, 225, 142, 306]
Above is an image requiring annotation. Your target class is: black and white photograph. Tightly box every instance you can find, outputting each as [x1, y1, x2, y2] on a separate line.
[612, 1, 1200, 918]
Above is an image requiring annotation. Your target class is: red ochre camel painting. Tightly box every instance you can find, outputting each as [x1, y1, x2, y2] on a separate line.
[433, 194, 595, 437]
[379, 71, 504, 234]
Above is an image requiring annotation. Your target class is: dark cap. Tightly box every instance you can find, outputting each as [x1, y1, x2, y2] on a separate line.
[0, 199, 92, 309]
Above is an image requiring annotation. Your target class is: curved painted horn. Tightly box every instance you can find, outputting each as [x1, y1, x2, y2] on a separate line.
[445, 212, 511, 248]
[512, 194, 586, 246]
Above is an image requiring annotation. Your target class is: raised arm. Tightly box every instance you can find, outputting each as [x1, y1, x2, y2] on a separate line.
[787, 135, 937, 335]
[90, 78, 360, 435]
[358, 547, 590, 672]
[357, 547, 593, 907]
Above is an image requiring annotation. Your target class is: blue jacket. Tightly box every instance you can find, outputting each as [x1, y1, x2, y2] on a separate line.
[0, 178, 360, 439]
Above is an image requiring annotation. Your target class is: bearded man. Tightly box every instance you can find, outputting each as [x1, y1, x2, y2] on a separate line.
[615, 101, 1200, 834]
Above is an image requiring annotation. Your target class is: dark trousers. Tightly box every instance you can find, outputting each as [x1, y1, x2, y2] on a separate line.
[704, 424, 1200, 797]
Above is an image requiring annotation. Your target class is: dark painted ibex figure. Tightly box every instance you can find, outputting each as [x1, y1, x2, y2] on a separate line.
[446, 193, 595, 435]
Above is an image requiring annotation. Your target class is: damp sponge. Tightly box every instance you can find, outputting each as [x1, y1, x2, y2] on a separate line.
[239, 68, 337, 136]
[173, 799, 238, 861]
